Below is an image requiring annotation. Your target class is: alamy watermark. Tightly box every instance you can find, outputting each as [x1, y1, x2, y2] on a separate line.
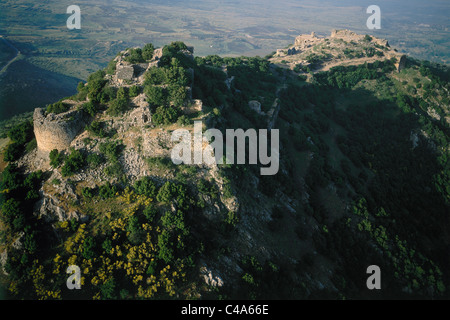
[67, 5, 81, 30]
[366, 265, 381, 290]
[66, 265, 81, 289]
[367, 5, 381, 30]
[171, 121, 280, 176]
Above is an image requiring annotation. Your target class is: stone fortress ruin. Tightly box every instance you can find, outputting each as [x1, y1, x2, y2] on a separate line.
[33, 31, 408, 156]
[274, 29, 407, 73]
[33, 104, 87, 153]
[32, 45, 197, 155]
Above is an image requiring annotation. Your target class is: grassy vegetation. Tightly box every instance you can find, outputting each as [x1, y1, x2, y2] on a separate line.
[0, 39, 448, 300]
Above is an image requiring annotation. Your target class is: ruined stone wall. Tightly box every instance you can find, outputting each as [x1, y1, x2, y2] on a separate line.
[330, 29, 364, 41]
[33, 108, 87, 153]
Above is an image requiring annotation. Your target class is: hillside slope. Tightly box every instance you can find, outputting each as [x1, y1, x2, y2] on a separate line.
[0, 32, 449, 300]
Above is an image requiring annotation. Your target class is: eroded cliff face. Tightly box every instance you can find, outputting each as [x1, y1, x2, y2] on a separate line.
[33, 106, 87, 153]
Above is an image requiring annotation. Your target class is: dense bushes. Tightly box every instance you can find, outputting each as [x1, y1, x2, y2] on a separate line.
[0, 163, 44, 270]
[144, 85, 167, 107]
[107, 87, 128, 116]
[3, 120, 34, 162]
[99, 140, 124, 164]
[152, 105, 181, 125]
[143, 58, 189, 112]
[124, 44, 154, 64]
[315, 60, 395, 89]
[49, 149, 64, 168]
[133, 177, 158, 198]
[140, 43, 193, 123]
[86, 71, 108, 104]
[157, 181, 190, 211]
[61, 149, 85, 177]
[86, 152, 105, 168]
[82, 101, 99, 117]
[85, 121, 108, 138]
[46, 101, 70, 115]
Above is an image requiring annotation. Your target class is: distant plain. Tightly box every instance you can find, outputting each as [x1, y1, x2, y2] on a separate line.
[0, 0, 449, 119]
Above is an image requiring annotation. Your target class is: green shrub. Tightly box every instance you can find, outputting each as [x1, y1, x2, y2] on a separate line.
[134, 177, 158, 198]
[102, 238, 113, 253]
[87, 77, 107, 104]
[3, 142, 23, 162]
[100, 86, 116, 104]
[156, 181, 189, 210]
[25, 139, 37, 153]
[224, 211, 239, 227]
[82, 187, 95, 199]
[128, 85, 141, 98]
[127, 215, 145, 245]
[105, 59, 117, 75]
[82, 101, 99, 117]
[88, 70, 106, 83]
[61, 149, 85, 177]
[222, 183, 234, 199]
[86, 121, 108, 138]
[143, 204, 158, 222]
[47, 101, 70, 114]
[98, 182, 118, 199]
[146, 157, 176, 171]
[144, 67, 167, 86]
[168, 85, 187, 107]
[197, 180, 218, 200]
[142, 43, 155, 61]
[99, 140, 124, 163]
[1, 198, 21, 225]
[86, 152, 105, 167]
[75, 81, 88, 101]
[7, 120, 33, 145]
[0, 164, 22, 195]
[103, 162, 123, 177]
[107, 98, 128, 116]
[82, 236, 96, 260]
[49, 149, 64, 168]
[144, 85, 167, 106]
[176, 115, 191, 126]
[124, 48, 145, 64]
[157, 230, 174, 263]
[152, 105, 180, 125]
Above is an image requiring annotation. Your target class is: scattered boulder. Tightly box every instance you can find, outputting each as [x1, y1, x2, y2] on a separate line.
[200, 265, 224, 288]
[248, 100, 262, 114]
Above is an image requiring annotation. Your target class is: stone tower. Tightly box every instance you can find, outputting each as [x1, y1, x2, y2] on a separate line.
[33, 107, 87, 153]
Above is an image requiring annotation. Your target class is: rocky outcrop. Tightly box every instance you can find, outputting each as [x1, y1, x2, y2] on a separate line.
[33, 107, 87, 153]
[248, 100, 262, 114]
[396, 54, 407, 72]
[200, 264, 224, 288]
[294, 32, 321, 48]
[267, 98, 281, 131]
[330, 29, 366, 41]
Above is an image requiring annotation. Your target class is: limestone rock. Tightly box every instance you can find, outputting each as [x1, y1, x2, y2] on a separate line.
[248, 100, 262, 114]
[396, 54, 407, 72]
[200, 265, 224, 288]
[294, 32, 321, 49]
[0, 249, 8, 275]
[116, 65, 135, 81]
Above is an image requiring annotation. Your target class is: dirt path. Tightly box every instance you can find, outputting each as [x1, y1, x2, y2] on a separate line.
[314, 56, 382, 73]
[0, 36, 20, 75]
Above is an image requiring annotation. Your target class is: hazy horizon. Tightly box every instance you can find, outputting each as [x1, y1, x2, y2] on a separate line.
[0, 0, 448, 119]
